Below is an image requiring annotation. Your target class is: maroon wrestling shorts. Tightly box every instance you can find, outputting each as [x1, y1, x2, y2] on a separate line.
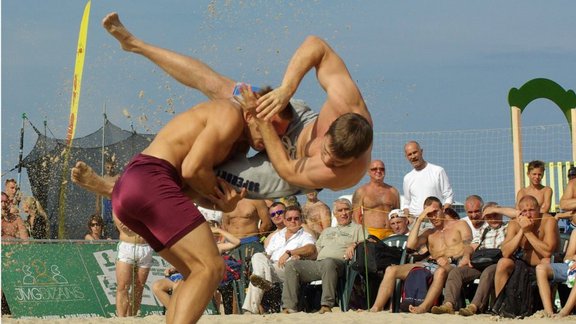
[112, 153, 205, 251]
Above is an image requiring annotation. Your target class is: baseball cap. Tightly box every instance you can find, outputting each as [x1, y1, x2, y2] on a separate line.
[388, 209, 405, 220]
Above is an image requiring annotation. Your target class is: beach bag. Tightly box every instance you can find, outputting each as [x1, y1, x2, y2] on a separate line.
[491, 259, 542, 318]
[399, 267, 437, 312]
[470, 228, 502, 271]
[352, 236, 403, 274]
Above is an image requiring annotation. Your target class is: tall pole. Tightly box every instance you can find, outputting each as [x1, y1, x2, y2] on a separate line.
[101, 103, 106, 218]
[17, 113, 27, 186]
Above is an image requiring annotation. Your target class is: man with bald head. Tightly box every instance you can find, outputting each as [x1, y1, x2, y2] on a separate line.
[352, 160, 400, 240]
[402, 141, 454, 218]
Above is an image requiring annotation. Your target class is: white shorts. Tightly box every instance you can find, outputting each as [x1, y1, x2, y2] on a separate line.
[116, 241, 154, 268]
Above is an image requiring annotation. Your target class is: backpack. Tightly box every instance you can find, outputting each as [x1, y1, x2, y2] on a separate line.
[352, 236, 404, 275]
[399, 267, 436, 312]
[491, 259, 542, 318]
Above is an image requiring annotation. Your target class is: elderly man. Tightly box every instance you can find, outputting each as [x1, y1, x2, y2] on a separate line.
[281, 198, 366, 314]
[432, 202, 507, 315]
[370, 196, 472, 314]
[352, 160, 400, 240]
[461, 195, 488, 243]
[242, 205, 316, 314]
[402, 141, 454, 217]
[388, 209, 410, 236]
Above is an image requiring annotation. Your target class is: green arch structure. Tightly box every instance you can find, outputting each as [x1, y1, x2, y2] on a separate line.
[507, 78, 576, 197]
[508, 78, 576, 133]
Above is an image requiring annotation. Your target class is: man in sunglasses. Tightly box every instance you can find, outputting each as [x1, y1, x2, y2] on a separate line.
[242, 205, 316, 314]
[352, 160, 400, 240]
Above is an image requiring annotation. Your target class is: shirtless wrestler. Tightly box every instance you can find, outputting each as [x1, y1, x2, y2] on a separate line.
[302, 191, 331, 237]
[352, 160, 400, 239]
[370, 196, 472, 314]
[101, 13, 373, 196]
[74, 98, 262, 324]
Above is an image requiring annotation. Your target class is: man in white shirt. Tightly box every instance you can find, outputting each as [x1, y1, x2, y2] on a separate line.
[402, 141, 454, 218]
[242, 205, 316, 314]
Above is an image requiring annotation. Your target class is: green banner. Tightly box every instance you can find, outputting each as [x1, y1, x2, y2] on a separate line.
[1, 241, 218, 318]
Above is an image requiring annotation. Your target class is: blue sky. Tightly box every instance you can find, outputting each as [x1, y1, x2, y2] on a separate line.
[2, 0, 575, 202]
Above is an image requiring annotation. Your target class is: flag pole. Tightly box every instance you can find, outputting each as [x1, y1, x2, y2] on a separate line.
[17, 113, 27, 186]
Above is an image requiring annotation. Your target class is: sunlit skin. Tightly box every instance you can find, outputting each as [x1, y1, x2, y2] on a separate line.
[464, 198, 484, 229]
[516, 165, 552, 213]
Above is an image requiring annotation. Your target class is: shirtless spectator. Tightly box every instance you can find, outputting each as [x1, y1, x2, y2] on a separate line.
[102, 13, 373, 197]
[352, 160, 400, 239]
[494, 195, 558, 297]
[113, 215, 153, 317]
[370, 196, 472, 314]
[221, 199, 271, 245]
[558, 178, 576, 234]
[461, 195, 487, 239]
[302, 191, 331, 237]
[516, 160, 553, 213]
[388, 209, 409, 236]
[96, 159, 120, 239]
[402, 142, 454, 218]
[4, 179, 21, 210]
[1, 192, 29, 242]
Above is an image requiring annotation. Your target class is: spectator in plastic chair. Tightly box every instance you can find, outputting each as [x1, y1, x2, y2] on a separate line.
[281, 198, 366, 314]
[302, 191, 332, 238]
[352, 160, 400, 240]
[432, 202, 507, 315]
[461, 195, 487, 239]
[494, 196, 558, 299]
[558, 178, 576, 234]
[370, 196, 472, 314]
[1, 191, 28, 243]
[21, 196, 49, 239]
[536, 230, 576, 317]
[516, 160, 553, 213]
[242, 205, 316, 314]
[388, 209, 409, 236]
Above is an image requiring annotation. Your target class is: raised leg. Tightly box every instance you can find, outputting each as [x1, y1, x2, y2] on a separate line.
[71, 161, 115, 197]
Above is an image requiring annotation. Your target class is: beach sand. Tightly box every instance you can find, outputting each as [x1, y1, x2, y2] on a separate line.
[2, 308, 574, 324]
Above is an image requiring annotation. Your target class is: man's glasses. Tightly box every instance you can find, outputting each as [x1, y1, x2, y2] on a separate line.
[370, 167, 385, 172]
[269, 210, 285, 218]
[90, 223, 101, 227]
[285, 217, 301, 222]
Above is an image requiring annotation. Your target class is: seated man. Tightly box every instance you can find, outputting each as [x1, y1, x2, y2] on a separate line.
[536, 230, 576, 317]
[281, 198, 366, 314]
[431, 201, 508, 315]
[388, 209, 410, 236]
[558, 178, 576, 234]
[242, 206, 316, 314]
[370, 196, 472, 314]
[493, 195, 558, 307]
[102, 13, 373, 198]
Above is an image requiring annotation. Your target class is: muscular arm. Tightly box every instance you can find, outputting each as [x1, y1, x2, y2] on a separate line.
[499, 221, 523, 258]
[407, 211, 430, 250]
[560, 179, 576, 211]
[540, 187, 552, 213]
[523, 218, 558, 259]
[214, 228, 241, 253]
[319, 204, 332, 230]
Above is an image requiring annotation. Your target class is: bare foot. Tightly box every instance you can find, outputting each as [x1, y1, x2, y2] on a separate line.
[369, 307, 382, 312]
[408, 304, 427, 314]
[102, 12, 141, 52]
[71, 161, 113, 197]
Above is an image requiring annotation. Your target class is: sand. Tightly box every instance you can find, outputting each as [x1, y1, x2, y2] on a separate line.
[2, 308, 574, 324]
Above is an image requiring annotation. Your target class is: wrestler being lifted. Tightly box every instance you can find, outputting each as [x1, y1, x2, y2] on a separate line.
[78, 13, 373, 199]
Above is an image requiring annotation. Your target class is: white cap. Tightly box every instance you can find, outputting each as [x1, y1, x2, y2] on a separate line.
[388, 209, 405, 220]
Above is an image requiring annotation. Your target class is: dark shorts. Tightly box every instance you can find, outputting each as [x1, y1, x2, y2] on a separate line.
[112, 153, 205, 252]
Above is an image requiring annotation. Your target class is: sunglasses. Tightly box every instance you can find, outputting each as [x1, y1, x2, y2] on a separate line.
[370, 167, 385, 172]
[269, 210, 285, 217]
[90, 223, 101, 227]
[285, 217, 301, 222]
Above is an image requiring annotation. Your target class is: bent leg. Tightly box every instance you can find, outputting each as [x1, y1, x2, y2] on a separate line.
[102, 12, 236, 100]
[494, 258, 515, 297]
[370, 264, 416, 312]
[557, 284, 576, 317]
[536, 263, 555, 316]
[159, 222, 224, 324]
[152, 279, 174, 308]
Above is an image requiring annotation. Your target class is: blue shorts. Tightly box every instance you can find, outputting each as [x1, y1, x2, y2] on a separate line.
[551, 262, 569, 283]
